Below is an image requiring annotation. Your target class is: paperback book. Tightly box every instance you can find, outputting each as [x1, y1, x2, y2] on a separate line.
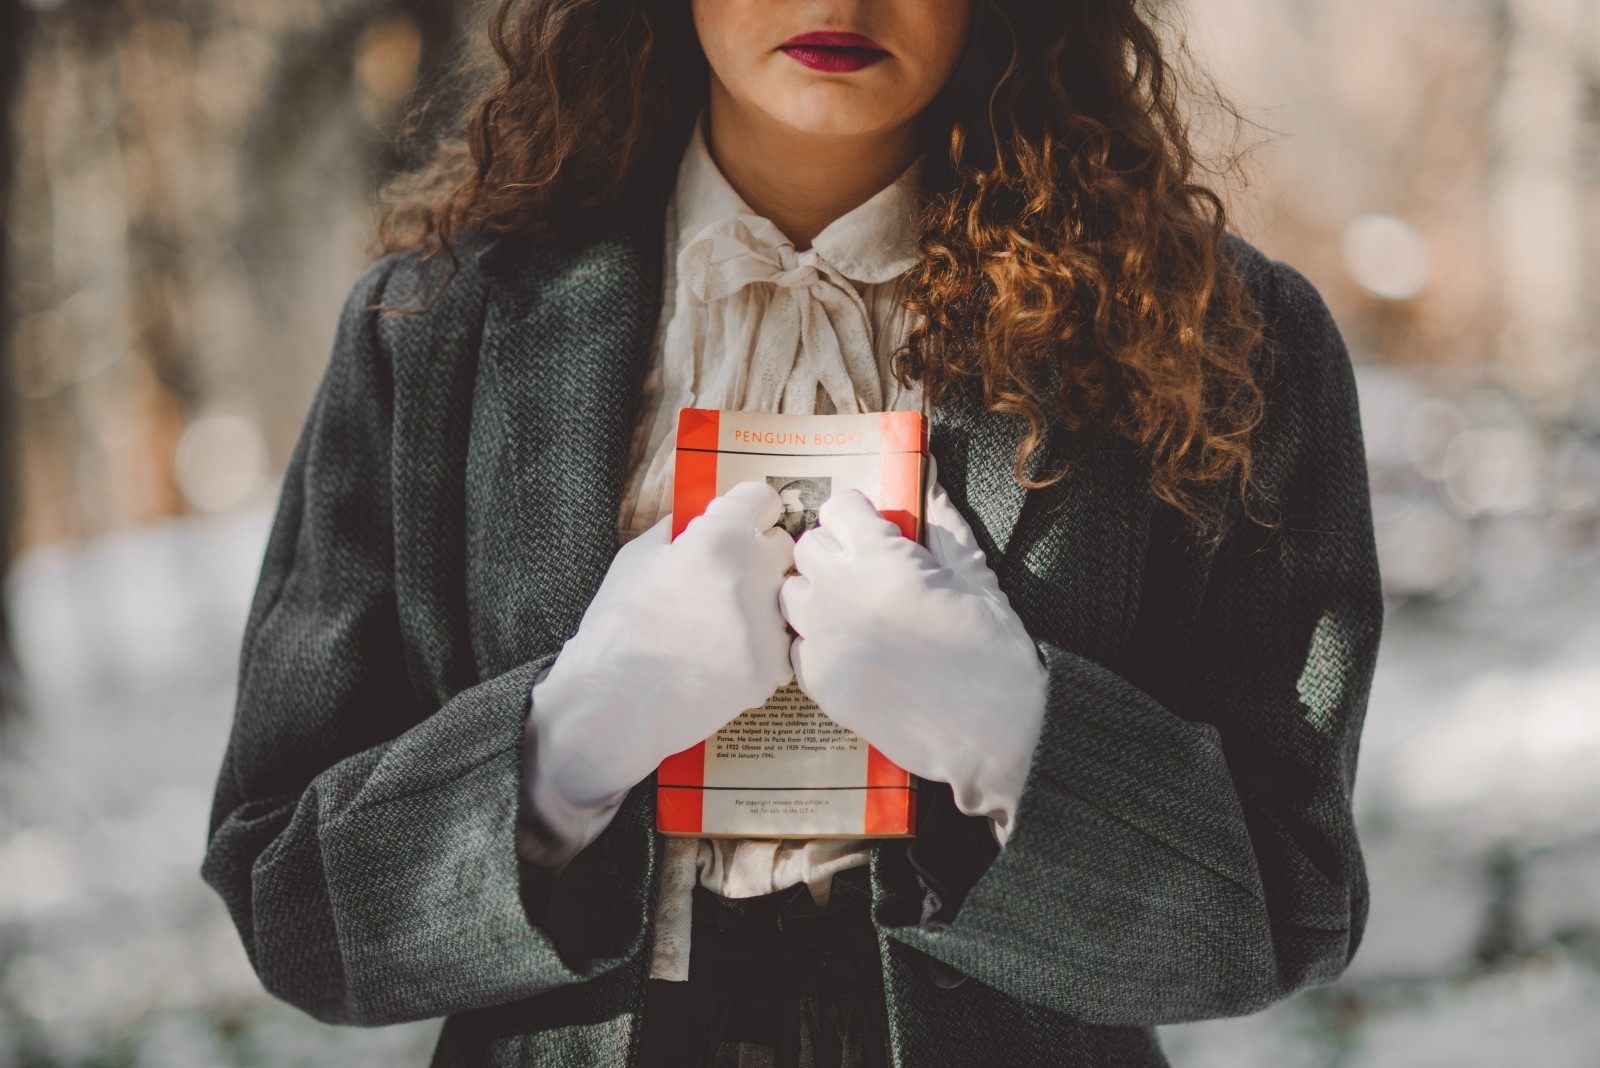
[657, 407, 926, 839]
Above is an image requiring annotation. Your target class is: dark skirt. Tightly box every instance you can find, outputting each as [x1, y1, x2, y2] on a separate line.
[636, 865, 892, 1068]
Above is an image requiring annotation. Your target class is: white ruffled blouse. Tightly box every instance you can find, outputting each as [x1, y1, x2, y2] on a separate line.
[616, 114, 927, 981]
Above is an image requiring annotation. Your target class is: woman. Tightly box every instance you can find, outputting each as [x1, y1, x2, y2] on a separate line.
[201, 0, 1384, 1065]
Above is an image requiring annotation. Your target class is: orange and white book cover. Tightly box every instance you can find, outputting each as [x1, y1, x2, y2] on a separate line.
[657, 408, 926, 839]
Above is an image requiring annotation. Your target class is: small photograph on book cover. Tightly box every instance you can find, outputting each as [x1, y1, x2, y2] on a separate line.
[766, 475, 831, 538]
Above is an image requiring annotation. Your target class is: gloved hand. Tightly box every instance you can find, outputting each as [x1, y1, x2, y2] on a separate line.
[523, 481, 796, 867]
[779, 467, 1048, 845]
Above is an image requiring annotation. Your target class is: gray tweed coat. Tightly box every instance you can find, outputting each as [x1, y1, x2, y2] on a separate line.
[201, 189, 1383, 1066]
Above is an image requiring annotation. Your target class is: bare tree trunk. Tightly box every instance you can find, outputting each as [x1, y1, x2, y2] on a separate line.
[0, 0, 28, 722]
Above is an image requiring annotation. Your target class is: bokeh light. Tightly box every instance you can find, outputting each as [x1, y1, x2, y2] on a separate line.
[1440, 427, 1543, 517]
[1342, 214, 1431, 301]
[173, 413, 268, 514]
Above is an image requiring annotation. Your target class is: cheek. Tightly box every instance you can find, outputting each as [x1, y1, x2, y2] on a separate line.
[900, 0, 975, 85]
[691, 0, 758, 84]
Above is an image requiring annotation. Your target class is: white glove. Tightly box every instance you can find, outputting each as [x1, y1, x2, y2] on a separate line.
[778, 467, 1048, 845]
[523, 481, 796, 867]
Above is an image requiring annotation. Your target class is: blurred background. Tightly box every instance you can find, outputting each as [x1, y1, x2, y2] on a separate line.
[1, 0, 1597, 1063]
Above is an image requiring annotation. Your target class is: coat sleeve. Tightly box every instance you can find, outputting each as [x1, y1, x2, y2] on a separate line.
[200, 257, 649, 1028]
[882, 259, 1384, 1026]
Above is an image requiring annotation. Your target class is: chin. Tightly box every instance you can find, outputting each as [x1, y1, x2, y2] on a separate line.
[762, 90, 906, 141]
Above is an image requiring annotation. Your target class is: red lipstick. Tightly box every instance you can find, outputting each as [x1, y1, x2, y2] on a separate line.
[779, 31, 888, 74]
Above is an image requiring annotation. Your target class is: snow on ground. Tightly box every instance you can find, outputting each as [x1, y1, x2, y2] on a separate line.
[0, 506, 441, 1065]
[1, 501, 1597, 1066]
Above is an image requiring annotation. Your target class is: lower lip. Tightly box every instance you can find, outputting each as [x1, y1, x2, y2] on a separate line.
[781, 46, 886, 73]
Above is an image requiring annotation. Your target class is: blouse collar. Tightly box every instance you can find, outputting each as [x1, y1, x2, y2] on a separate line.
[672, 111, 924, 286]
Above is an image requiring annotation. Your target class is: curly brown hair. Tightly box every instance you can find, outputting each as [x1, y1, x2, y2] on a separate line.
[380, 0, 1269, 541]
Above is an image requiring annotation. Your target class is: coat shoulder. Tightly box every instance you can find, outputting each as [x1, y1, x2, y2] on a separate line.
[1215, 233, 1367, 540]
[341, 237, 506, 375]
[1220, 233, 1346, 374]
[1219, 232, 1357, 432]
[351, 216, 666, 371]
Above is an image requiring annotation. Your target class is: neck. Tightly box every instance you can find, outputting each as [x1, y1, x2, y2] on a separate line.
[704, 84, 919, 250]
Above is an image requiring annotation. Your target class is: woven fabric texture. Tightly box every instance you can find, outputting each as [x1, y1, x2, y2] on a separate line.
[201, 190, 1383, 1067]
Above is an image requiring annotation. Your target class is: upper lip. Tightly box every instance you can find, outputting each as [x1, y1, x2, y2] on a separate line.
[779, 31, 887, 52]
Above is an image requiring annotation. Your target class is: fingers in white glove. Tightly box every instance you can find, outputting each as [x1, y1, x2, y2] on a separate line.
[794, 491, 934, 596]
[675, 482, 796, 616]
[694, 479, 786, 534]
[529, 479, 799, 834]
[778, 474, 1048, 842]
[777, 573, 815, 640]
[922, 459, 989, 575]
[813, 489, 905, 553]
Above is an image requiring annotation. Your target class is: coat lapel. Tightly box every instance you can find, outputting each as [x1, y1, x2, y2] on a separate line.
[928, 383, 1048, 568]
[931, 382, 1153, 672]
[465, 208, 667, 670]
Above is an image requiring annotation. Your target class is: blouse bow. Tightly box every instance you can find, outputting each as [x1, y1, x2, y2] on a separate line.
[677, 213, 886, 415]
